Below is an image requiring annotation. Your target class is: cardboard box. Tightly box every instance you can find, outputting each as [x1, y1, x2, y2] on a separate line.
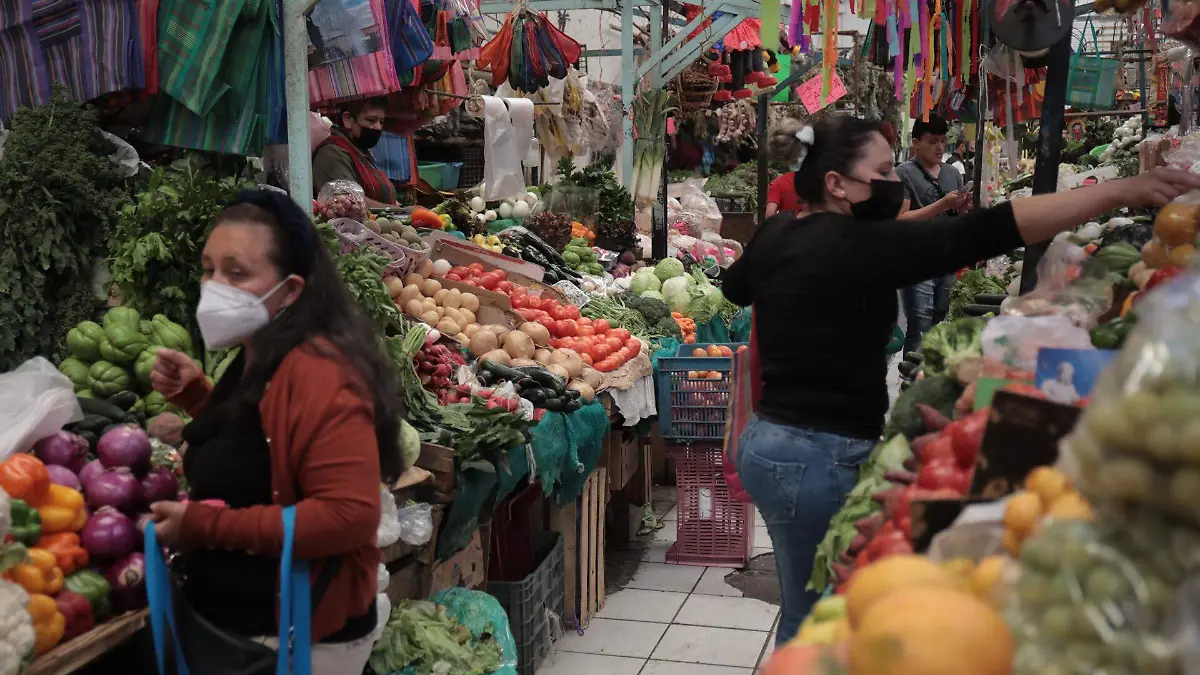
[433, 275, 522, 329]
[426, 235, 568, 303]
[430, 529, 486, 593]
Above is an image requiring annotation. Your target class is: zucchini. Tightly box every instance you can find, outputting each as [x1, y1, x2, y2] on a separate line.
[963, 304, 997, 317]
[903, 352, 923, 365]
[514, 366, 566, 394]
[108, 391, 140, 412]
[73, 414, 112, 434]
[78, 397, 128, 422]
[522, 388, 550, 405]
[479, 359, 532, 384]
[897, 361, 919, 378]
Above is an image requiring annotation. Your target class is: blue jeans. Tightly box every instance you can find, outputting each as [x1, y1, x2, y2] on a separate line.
[900, 274, 954, 355]
[735, 415, 874, 644]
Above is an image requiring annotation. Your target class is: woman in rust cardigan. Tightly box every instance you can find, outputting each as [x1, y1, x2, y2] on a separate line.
[147, 189, 404, 673]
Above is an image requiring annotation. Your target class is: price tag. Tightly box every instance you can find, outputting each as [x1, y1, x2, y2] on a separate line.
[968, 391, 1080, 499]
[553, 280, 590, 307]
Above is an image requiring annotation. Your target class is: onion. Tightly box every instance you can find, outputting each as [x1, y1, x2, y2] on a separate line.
[78, 459, 105, 487]
[140, 467, 178, 504]
[85, 468, 144, 514]
[105, 553, 147, 612]
[81, 507, 137, 560]
[96, 425, 152, 476]
[33, 431, 90, 473]
[46, 465, 82, 491]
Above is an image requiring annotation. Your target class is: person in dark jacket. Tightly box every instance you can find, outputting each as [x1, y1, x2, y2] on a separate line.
[723, 114, 1200, 645]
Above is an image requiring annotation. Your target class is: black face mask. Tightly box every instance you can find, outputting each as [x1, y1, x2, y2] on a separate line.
[353, 127, 382, 151]
[845, 178, 906, 221]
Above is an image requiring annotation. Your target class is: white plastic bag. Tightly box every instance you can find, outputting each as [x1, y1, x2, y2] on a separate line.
[0, 358, 82, 461]
[397, 502, 434, 546]
[377, 488, 402, 549]
[371, 593, 392, 643]
[980, 316, 1094, 373]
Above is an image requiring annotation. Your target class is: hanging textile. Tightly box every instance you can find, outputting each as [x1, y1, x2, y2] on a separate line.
[136, 0, 156, 92]
[0, 0, 50, 123]
[384, 0, 432, 81]
[156, 0, 246, 116]
[373, 130, 415, 182]
[306, 0, 401, 107]
[33, 0, 90, 104]
[81, 0, 144, 99]
[477, 5, 579, 92]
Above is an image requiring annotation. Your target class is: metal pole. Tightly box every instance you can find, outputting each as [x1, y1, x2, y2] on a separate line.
[620, 0, 635, 189]
[653, 0, 669, 260]
[1019, 33, 1073, 295]
[971, 2, 989, 208]
[284, 0, 312, 206]
[756, 94, 769, 225]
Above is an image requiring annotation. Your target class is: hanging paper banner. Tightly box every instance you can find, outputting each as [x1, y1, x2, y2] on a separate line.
[761, 0, 780, 51]
[797, 71, 848, 113]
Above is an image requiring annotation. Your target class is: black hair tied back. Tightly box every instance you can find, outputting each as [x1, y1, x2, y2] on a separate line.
[225, 188, 316, 278]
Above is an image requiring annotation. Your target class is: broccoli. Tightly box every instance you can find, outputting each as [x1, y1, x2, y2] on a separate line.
[654, 317, 683, 339]
[920, 317, 987, 377]
[622, 293, 670, 324]
[882, 374, 963, 441]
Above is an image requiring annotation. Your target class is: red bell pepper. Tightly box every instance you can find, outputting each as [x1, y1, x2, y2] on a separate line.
[949, 409, 989, 469]
[54, 589, 94, 641]
[1145, 266, 1184, 293]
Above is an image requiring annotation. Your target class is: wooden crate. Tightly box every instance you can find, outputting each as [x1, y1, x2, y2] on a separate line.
[386, 526, 486, 602]
[547, 468, 608, 627]
[27, 610, 147, 675]
[599, 429, 641, 493]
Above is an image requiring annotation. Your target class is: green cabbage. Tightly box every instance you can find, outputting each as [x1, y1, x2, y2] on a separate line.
[630, 271, 661, 294]
[661, 276, 692, 301]
[654, 257, 685, 281]
[687, 285, 725, 324]
[640, 290, 665, 303]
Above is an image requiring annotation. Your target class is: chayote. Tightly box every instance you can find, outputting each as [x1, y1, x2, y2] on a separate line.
[58, 358, 92, 391]
[149, 314, 194, 356]
[143, 391, 169, 417]
[135, 345, 162, 392]
[88, 361, 131, 398]
[66, 321, 106, 362]
[99, 324, 146, 364]
[102, 306, 141, 332]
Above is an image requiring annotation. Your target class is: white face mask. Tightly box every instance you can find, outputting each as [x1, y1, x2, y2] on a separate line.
[196, 279, 290, 350]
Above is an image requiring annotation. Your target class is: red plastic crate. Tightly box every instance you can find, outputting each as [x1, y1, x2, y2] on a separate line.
[666, 445, 754, 567]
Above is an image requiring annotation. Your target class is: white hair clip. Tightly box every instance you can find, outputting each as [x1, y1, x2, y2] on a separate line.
[793, 125, 815, 169]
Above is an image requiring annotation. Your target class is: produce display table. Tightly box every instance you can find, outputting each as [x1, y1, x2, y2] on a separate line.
[27, 610, 148, 675]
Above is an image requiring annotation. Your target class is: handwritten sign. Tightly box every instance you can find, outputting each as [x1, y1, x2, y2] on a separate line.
[796, 72, 848, 114]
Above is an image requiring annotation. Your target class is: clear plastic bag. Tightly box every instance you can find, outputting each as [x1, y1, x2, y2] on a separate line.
[316, 180, 368, 222]
[1002, 519, 1195, 675]
[0, 358, 83, 461]
[1064, 268, 1200, 527]
[666, 180, 722, 235]
[397, 502, 435, 546]
[377, 487, 402, 549]
[981, 316, 1094, 374]
[999, 239, 1115, 328]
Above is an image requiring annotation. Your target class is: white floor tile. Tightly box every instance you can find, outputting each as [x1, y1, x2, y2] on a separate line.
[751, 547, 773, 559]
[675, 594, 779, 631]
[626, 562, 704, 593]
[653, 522, 677, 542]
[664, 505, 678, 521]
[555, 618, 668, 658]
[536, 651, 645, 675]
[597, 588, 687, 623]
[641, 660, 753, 675]
[642, 541, 673, 563]
[692, 566, 743, 597]
[651, 625, 768, 668]
[752, 527, 772, 551]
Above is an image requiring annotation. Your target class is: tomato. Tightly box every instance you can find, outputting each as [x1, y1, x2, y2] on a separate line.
[563, 305, 580, 320]
[718, 346, 733, 357]
[497, 280, 515, 293]
[468, 263, 485, 275]
[616, 347, 631, 362]
[624, 339, 641, 356]
[592, 319, 611, 334]
[445, 273, 463, 282]
[464, 279, 479, 287]
[575, 337, 595, 352]
[478, 272, 503, 290]
[515, 308, 537, 321]
[736, 345, 748, 353]
[551, 305, 571, 321]
[917, 459, 966, 494]
[555, 320, 577, 337]
[610, 328, 631, 342]
[492, 268, 507, 280]
[525, 296, 543, 310]
[706, 344, 723, 357]
[577, 325, 595, 337]
[578, 317, 592, 327]
[580, 353, 593, 366]
[559, 337, 577, 350]
[605, 336, 623, 350]
[595, 357, 618, 373]
[590, 344, 612, 361]
[450, 266, 471, 278]
[510, 286, 527, 296]
[919, 435, 956, 464]
[537, 317, 556, 334]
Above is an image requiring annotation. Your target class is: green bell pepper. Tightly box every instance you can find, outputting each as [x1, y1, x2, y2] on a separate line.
[10, 499, 41, 546]
[64, 570, 112, 622]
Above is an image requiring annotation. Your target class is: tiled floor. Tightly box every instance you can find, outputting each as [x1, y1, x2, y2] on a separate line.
[536, 496, 780, 675]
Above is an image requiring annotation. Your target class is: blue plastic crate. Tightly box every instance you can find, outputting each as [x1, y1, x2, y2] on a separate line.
[654, 342, 747, 442]
[444, 161, 463, 188]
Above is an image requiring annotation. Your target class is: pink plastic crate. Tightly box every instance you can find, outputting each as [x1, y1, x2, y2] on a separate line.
[665, 445, 754, 567]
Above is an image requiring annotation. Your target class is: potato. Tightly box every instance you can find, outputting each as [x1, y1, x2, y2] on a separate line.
[404, 273, 424, 287]
[399, 285, 423, 305]
[459, 308, 476, 325]
[417, 259, 436, 277]
[420, 310, 440, 325]
[481, 349, 512, 366]
[444, 308, 466, 326]
[443, 288, 463, 310]
[384, 277, 405, 298]
[436, 318, 461, 335]
[420, 278, 442, 297]
[548, 364, 571, 381]
[433, 289, 449, 305]
[463, 324, 481, 338]
[460, 293, 480, 313]
[405, 300, 425, 318]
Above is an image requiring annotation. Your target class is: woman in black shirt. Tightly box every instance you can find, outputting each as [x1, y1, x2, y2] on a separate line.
[724, 115, 1200, 644]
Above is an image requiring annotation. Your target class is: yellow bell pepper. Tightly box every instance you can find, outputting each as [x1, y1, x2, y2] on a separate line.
[28, 593, 66, 655]
[37, 484, 86, 534]
[6, 548, 64, 595]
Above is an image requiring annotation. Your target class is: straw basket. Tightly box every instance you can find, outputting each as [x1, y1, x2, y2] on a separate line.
[675, 63, 719, 113]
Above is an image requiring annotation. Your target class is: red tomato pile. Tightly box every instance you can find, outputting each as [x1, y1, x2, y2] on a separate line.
[436, 266, 643, 374]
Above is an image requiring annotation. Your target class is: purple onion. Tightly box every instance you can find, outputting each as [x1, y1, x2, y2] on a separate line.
[45, 465, 82, 491]
[140, 467, 178, 504]
[78, 459, 105, 488]
[34, 431, 90, 473]
[81, 507, 137, 560]
[96, 425, 152, 476]
[84, 468, 143, 514]
[105, 552, 146, 612]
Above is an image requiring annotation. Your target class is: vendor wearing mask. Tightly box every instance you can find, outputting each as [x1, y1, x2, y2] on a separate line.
[312, 97, 398, 207]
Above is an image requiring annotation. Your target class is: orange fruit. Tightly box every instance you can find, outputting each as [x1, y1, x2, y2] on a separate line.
[971, 556, 1007, 602]
[1047, 492, 1094, 522]
[1154, 202, 1200, 246]
[1002, 529, 1022, 557]
[763, 642, 848, 675]
[1003, 492, 1044, 537]
[1170, 243, 1196, 268]
[850, 587, 1013, 675]
[1024, 467, 1069, 506]
[845, 556, 954, 628]
[1142, 237, 1172, 268]
[692, 348, 706, 357]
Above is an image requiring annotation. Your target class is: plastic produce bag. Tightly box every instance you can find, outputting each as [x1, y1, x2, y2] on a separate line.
[1064, 267, 1200, 527]
[100, 131, 141, 176]
[378, 487, 403, 549]
[980, 316, 1094, 373]
[1002, 519, 1194, 675]
[0, 358, 83, 461]
[429, 588, 518, 675]
[398, 502, 434, 546]
[1000, 239, 1114, 328]
[666, 180, 722, 234]
[377, 562, 390, 594]
[316, 180, 368, 222]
